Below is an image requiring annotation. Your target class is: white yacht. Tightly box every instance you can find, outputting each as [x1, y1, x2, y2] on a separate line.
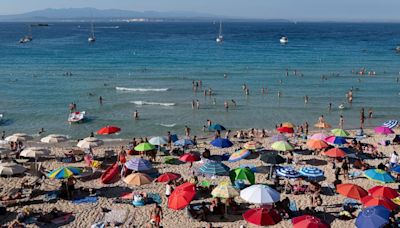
[280, 36, 288, 44]
[88, 22, 96, 43]
[216, 21, 223, 43]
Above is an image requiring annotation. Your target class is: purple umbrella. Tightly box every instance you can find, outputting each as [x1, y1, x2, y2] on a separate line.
[374, 126, 394, 135]
[125, 158, 153, 171]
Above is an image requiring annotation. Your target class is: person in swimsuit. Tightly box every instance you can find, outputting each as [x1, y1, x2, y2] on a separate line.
[149, 203, 163, 228]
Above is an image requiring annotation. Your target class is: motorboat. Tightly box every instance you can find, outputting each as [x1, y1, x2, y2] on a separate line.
[216, 21, 223, 43]
[396, 46, 400, 53]
[280, 36, 288, 44]
[88, 22, 96, 43]
[68, 111, 86, 123]
[19, 25, 33, 44]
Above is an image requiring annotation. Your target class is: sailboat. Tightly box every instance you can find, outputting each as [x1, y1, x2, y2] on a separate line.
[280, 36, 288, 44]
[88, 22, 96, 43]
[19, 25, 33, 44]
[216, 21, 223, 43]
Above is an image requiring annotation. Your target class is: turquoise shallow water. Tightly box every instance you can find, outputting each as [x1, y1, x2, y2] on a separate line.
[0, 22, 399, 138]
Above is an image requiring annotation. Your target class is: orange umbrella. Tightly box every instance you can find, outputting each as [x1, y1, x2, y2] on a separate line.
[123, 173, 152, 186]
[314, 122, 332, 129]
[307, 139, 329, 150]
[168, 182, 196, 210]
[361, 195, 398, 210]
[322, 148, 346, 158]
[336, 183, 368, 200]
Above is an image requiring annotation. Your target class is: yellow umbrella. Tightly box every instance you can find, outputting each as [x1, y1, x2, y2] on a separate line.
[211, 182, 239, 198]
[123, 173, 152, 186]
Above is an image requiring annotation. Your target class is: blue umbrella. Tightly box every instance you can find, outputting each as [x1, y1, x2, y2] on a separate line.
[391, 165, 400, 174]
[276, 166, 301, 178]
[383, 120, 398, 129]
[199, 161, 230, 176]
[125, 158, 153, 171]
[208, 124, 226, 131]
[174, 139, 194, 147]
[299, 167, 324, 178]
[355, 206, 390, 228]
[211, 138, 233, 148]
[364, 169, 395, 183]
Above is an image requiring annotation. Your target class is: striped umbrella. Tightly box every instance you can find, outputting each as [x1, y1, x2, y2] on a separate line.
[48, 167, 82, 179]
[244, 141, 258, 150]
[383, 120, 398, 129]
[276, 166, 301, 178]
[199, 161, 230, 176]
[228, 149, 251, 162]
[125, 158, 153, 171]
[299, 167, 324, 178]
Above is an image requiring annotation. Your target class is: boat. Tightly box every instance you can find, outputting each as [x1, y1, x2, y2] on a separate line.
[68, 111, 85, 123]
[396, 46, 400, 53]
[88, 22, 96, 43]
[280, 36, 288, 44]
[0, 113, 3, 124]
[216, 21, 223, 43]
[101, 163, 120, 184]
[19, 25, 33, 44]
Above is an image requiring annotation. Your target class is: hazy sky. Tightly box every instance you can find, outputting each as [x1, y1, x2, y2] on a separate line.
[2, 0, 400, 21]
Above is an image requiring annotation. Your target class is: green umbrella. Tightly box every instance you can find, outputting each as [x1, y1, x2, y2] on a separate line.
[229, 167, 255, 185]
[271, 141, 294, 151]
[134, 142, 155, 152]
[331, 128, 350, 137]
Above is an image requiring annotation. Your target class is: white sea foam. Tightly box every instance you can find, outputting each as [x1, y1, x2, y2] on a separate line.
[116, 87, 169, 92]
[159, 123, 177, 128]
[130, 101, 176, 106]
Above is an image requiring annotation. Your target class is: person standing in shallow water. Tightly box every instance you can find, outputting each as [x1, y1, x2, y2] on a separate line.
[133, 110, 139, 119]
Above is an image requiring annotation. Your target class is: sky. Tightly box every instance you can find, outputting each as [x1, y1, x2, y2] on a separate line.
[1, 0, 400, 22]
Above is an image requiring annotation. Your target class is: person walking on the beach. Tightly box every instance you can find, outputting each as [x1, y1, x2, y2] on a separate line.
[99, 96, 103, 105]
[196, 100, 200, 109]
[185, 126, 191, 138]
[339, 115, 344, 129]
[390, 151, 398, 168]
[304, 122, 309, 135]
[149, 203, 163, 228]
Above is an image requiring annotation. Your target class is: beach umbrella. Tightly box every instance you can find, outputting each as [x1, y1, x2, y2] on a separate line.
[149, 136, 167, 146]
[364, 169, 395, 183]
[306, 139, 328, 150]
[271, 134, 287, 142]
[229, 167, 255, 185]
[168, 182, 196, 210]
[331, 128, 350, 137]
[125, 158, 153, 171]
[240, 184, 280, 204]
[260, 153, 285, 165]
[271, 141, 293, 151]
[336, 183, 368, 200]
[156, 172, 181, 183]
[97, 125, 121, 135]
[361, 196, 398, 211]
[179, 153, 200, 163]
[391, 165, 400, 174]
[134, 142, 155, 151]
[292, 215, 330, 228]
[0, 163, 26, 176]
[355, 206, 390, 228]
[211, 182, 239, 198]
[123, 173, 152, 186]
[276, 166, 301, 178]
[310, 133, 328, 140]
[368, 186, 399, 199]
[277, 127, 294, 134]
[0, 146, 11, 156]
[210, 138, 233, 148]
[198, 160, 230, 176]
[47, 166, 82, 179]
[174, 139, 194, 147]
[20, 147, 50, 158]
[5, 133, 33, 142]
[383, 120, 398, 129]
[314, 122, 332, 129]
[208, 124, 226, 131]
[243, 208, 282, 226]
[244, 141, 259, 150]
[282, 122, 295, 128]
[324, 136, 347, 145]
[374, 126, 394, 135]
[322, 148, 346, 158]
[40, 134, 68, 143]
[228, 149, 251, 162]
[77, 137, 103, 149]
[299, 167, 324, 179]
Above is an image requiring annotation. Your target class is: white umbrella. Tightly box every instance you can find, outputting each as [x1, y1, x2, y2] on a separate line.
[5, 133, 33, 142]
[20, 147, 50, 158]
[240, 184, 280, 204]
[149, 136, 167, 146]
[77, 137, 103, 149]
[41, 134, 68, 143]
[0, 163, 26, 176]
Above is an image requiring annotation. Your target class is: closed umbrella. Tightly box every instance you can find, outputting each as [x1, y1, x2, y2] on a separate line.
[243, 208, 282, 226]
[40, 134, 68, 143]
[292, 215, 329, 228]
[331, 129, 350, 137]
[276, 166, 300, 178]
[77, 137, 103, 148]
[322, 148, 347, 158]
[210, 138, 233, 148]
[97, 125, 121, 135]
[228, 149, 251, 162]
[123, 173, 152, 186]
[0, 163, 26, 176]
[336, 183, 368, 200]
[134, 142, 155, 151]
[364, 169, 395, 183]
[355, 206, 390, 228]
[168, 182, 196, 210]
[374, 126, 394, 135]
[199, 161, 230, 176]
[20, 147, 50, 158]
[211, 182, 239, 198]
[125, 158, 153, 171]
[5, 133, 33, 142]
[149, 136, 167, 146]
[240, 184, 280, 204]
[271, 141, 293, 151]
[229, 168, 255, 185]
[156, 172, 181, 183]
[306, 139, 328, 150]
[368, 186, 399, 199]
[361, 196, 398, 211]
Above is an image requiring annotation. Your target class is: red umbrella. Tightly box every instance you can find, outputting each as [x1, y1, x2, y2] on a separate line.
[179, 153, 200, 163]
[168, 182, 196, 210]
[97, 125, 121, 135]
[292, 215, 330, 228]
[277, 127, 294, 134]
[322, 148, 346, 158]
[336, 183, 368, 200]
[361, 195, 398, 210]
[156, 172, 181, 183]
[368, 186, 399, 199]
[243, 207, 281, 226]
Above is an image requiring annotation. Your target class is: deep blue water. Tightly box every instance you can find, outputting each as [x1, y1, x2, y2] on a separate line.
[0, 22, 399, 138]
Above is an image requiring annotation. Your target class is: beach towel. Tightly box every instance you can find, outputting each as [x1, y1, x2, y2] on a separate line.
[147, 193, 162, 205]
[289, 201, 298, 212]
[104, 209, 128, 225]
[73, 196, 98, 204]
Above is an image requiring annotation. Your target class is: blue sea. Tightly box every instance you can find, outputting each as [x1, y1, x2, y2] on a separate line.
[0, 22, 399, 138]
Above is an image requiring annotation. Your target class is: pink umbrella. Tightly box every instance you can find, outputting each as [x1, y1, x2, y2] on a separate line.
[375, 126, 394, 135]
[311, 133, 328, 140]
